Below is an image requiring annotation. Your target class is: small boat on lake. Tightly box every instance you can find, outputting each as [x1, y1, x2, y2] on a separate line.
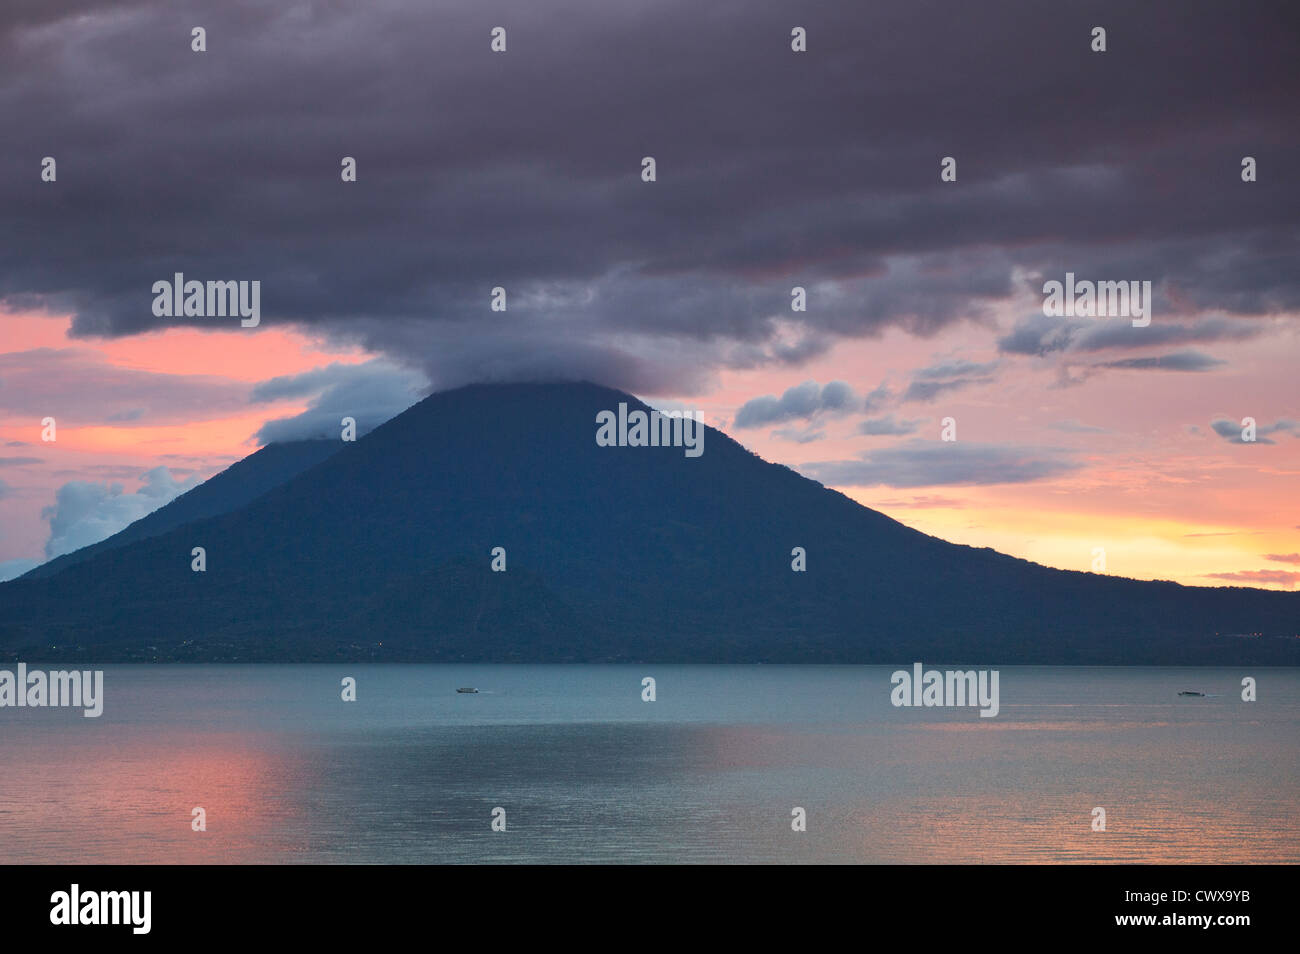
[456, 687, 479, 694]
[1177, 690, 1206, 697]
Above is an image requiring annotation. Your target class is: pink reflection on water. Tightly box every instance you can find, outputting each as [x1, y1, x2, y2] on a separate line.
[0, 730, 307, 864]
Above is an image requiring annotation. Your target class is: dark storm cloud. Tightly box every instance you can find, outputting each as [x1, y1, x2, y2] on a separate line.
[2, 0, 1298, 391]
[0, 0, 147, 32]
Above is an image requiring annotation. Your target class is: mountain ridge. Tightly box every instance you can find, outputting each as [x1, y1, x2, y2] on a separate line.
[1, 381, 1295, 664]
[23, 439, 344, 580]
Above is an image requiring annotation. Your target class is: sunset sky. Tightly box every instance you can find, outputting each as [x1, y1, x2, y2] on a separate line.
[1, 0, 1297, 587]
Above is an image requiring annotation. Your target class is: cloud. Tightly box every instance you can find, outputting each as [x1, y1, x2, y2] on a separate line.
[0, 456, 42, 466]
[1204, 570, 1300, 587]
[771, 425, 826, 444]
[803, 440, 1083, 488]
[901, 359, 999, 403]
[1265, 553, 1300, 565]
[1049, 419, 1109, 434]
[338, 318, 722, 395]
[0, 349, 248, 425]
[39, 466, 200, 560]
[51, 465, 167, 480]
[1209, 417, 1299, 445]
[0, 558, 40, 582]
[911, 359, 999, 381]
[858, 414, 922, 436]
[251, 359, 428, 444]
[873, 495, 965, 509]
[861, 383, 893, 413]
[998, 315, 1263, 357]
[734, 380, 856, 429]
[1096, 351, 1226, 372]
[0, 0, 1296, 391]
[0, 477, 10, 499]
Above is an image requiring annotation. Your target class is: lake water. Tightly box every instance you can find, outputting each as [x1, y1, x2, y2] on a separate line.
[1, 665, 1296, 863]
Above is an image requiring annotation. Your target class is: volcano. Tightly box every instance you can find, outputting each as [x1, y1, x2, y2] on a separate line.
[1, 381, 1296, 663]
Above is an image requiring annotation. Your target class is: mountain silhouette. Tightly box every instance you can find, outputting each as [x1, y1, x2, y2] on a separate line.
[1, 381, 1296, 663]
[24, 439, 342, 580]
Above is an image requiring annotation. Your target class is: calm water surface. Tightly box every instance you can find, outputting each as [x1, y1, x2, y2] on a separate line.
[1, 665, 1296, 863]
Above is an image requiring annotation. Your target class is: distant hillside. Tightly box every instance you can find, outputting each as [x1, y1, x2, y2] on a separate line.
[1, 382, 1296, 663]
[23, 440, 342, 580]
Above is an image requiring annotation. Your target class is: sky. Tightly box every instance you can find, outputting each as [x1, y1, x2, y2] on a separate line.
[1, 0, 1297, 587]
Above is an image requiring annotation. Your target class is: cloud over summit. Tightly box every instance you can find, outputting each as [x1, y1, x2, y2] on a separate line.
[1, 0, 1296, 392]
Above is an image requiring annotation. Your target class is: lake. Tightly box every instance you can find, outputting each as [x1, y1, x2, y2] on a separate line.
[1, 664, 1296, 863]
